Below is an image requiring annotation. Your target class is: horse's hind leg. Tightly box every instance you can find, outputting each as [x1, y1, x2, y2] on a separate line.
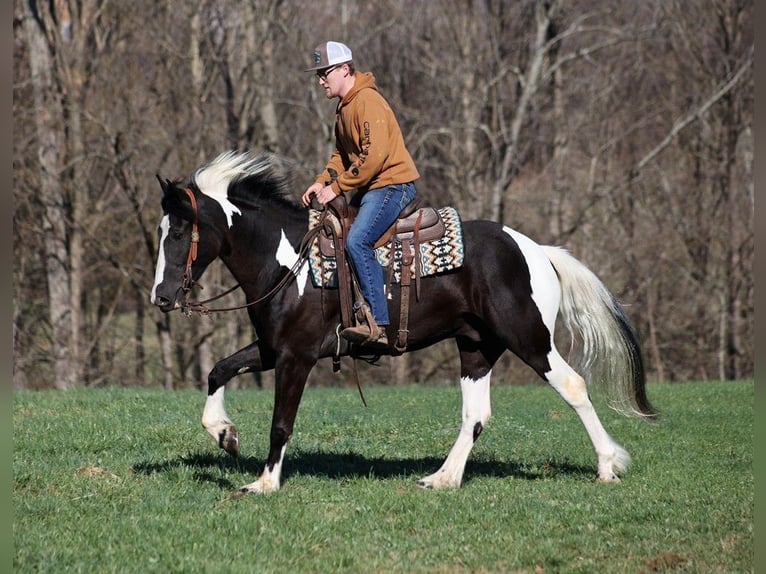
[202, 340, 274, 457]
[418, 339, 503, 490]
[544, 350, 629, 482]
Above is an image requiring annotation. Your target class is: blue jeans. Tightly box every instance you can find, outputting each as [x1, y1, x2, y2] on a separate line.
[346, 182, 417, 326]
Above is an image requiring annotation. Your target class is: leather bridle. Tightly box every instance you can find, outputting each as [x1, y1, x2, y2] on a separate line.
[181, 188, 199, 295]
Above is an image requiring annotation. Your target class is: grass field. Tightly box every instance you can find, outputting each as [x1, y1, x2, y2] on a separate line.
[14, 380, 752, 573]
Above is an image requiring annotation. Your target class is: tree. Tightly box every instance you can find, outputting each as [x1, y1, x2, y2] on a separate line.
[20, 0, 75, 389]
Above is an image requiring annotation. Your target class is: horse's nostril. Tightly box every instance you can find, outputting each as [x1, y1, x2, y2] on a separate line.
[153, 296, 172, 310]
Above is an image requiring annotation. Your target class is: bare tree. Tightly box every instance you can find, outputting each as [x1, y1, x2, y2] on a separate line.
[20, 0, 75, 389]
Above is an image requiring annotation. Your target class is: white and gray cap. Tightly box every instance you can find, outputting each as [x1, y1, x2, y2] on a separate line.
[304, 41, 353, 72]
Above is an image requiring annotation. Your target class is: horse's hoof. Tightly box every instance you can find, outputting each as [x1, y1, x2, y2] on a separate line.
[417, 473, 461, 490]
[218, 427, 239, 457]
[595, 474, 621, 484]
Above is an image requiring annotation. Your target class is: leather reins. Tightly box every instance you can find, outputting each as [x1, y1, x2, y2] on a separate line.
[176, 187, 322, 316]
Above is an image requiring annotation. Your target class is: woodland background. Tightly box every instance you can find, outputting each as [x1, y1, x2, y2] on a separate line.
[13, 0, 753, 391]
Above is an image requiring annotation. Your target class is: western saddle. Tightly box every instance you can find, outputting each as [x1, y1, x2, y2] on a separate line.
[312, 193, 446, 355]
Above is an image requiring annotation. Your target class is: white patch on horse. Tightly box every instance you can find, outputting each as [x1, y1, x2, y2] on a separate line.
[276, 229, 309, 297]
[150, 215, 170, 305]
[241, 444, 288, 493]
[202, 386, 229, 428]
[461, 372, 492, 425]
[201, 385, 236, 449]
[418, 371, 492, 490]
[503, 227, 560, 332]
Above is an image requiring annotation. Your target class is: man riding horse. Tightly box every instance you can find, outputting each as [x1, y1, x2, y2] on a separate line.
[300, 41, 419, 351]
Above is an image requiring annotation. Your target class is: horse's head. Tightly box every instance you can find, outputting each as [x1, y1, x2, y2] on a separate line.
[150, 176, 229, 312]
[151, 150, 298, 312]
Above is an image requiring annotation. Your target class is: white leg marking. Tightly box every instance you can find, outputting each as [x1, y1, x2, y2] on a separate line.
[546, 352, 629, 482]
[276, 229, 309, 297]
[201, 386, 236, 445]
[150, 215, 170, 305]
[419, 372, 492, 490]
[240, 444, 288, 494]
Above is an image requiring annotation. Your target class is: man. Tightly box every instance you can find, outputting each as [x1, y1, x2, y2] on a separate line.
[301, 41, 420, 350]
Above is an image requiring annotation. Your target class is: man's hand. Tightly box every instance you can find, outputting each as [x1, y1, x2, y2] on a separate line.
[301, 182, 336, 207]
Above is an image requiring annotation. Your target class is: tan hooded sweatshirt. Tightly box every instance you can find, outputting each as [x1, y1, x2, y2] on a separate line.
[315, 71, 420, 195]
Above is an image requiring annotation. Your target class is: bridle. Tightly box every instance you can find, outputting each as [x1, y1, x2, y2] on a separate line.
[180, 188, 199, 296]
[175, 187, 322, 316]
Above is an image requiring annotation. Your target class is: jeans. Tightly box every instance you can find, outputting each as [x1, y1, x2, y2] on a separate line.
[346, 182, 417, 326]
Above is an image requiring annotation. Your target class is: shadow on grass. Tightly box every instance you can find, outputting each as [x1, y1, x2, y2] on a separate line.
[133, 449, 593, 490]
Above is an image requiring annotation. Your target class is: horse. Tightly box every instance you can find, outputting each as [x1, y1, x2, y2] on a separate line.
[151, 150, 656, 495]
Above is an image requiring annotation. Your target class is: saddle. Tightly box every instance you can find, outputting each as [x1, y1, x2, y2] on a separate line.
[313, 194, 447, 354]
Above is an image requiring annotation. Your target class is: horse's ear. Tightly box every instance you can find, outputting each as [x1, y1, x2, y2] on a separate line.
[158, 177, 195, 220]
[156, 174, 169, 193]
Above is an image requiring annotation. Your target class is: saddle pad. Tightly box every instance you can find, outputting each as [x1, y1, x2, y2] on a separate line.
[308, 206, 465, 288]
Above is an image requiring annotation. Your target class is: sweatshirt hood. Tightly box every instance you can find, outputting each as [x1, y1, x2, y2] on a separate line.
[340, 71, 378, 106]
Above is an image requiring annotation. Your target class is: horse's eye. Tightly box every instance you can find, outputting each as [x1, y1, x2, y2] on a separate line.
[171, 229, 184, 240]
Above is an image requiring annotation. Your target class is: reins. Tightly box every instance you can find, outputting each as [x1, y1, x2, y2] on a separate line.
[177, 187, 323, 316]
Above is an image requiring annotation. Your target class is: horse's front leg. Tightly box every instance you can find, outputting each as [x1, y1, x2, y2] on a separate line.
[235, 353, 315, 496]
[202, 340, 275, 457]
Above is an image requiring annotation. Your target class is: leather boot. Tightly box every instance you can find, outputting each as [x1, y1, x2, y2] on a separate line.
[341, 324, 389, 350]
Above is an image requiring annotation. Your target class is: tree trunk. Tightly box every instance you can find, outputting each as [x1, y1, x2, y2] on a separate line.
[549, 11, 567, 241]
[22, 0, 75, 389]
[493, 0, 556, 224]
[156, 316, 176, 390]
[135, 290, 145, 384]
[722, 104, 740, 380]
[251, 2, 280, 151]
[189, 9, 216, 390]
[646, 284, 665, 382]
[64, 0, 102, 386]
[13, 304, 28, 389]
[390, 354, 409, 386]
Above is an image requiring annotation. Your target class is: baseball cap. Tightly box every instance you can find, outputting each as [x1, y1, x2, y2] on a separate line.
[304, 41, 353, 72]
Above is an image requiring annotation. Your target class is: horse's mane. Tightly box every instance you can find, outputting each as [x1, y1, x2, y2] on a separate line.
[190, 150, 297, 211]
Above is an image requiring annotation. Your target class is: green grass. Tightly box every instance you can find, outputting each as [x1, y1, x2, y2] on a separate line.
[14, 381, 753, 573]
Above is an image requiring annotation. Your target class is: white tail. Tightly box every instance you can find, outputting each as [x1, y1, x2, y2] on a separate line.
[541, 246, 655, 419]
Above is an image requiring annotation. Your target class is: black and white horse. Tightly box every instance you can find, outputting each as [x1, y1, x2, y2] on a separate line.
[151, 150, 655, 495]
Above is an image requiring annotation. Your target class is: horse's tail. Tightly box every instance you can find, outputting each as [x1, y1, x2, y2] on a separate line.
[541, 245, 657, 420]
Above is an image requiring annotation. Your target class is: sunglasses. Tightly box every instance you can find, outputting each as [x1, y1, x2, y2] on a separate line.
[316, 65, 341, 81]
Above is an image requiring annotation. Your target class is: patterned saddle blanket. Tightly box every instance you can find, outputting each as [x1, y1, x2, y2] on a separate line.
[308, 206, 465, 288]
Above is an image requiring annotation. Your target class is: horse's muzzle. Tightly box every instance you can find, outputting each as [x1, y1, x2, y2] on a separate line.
[152, 294, 180, 313]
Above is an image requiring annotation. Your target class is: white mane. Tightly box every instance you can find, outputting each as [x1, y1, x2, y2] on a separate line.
[192, 151, 273, 228]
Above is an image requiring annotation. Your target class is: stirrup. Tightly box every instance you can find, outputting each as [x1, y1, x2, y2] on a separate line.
[341, 324, 388, 349]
